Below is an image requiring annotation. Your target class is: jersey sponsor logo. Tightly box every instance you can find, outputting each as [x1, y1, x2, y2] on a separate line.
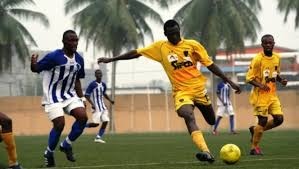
[263, 68, 278, 83]
[168, 51, 194, 70]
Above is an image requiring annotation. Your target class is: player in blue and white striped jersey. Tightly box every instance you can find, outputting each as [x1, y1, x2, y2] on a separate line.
[31, 30, 88, 167]
[212, 79, 237, 135]
[85, 69, 114, 143]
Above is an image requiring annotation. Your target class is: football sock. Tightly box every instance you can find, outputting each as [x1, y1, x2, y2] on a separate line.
[1, 132, 18, 166]
[191, 130, 210, 152]
[229, 115, 235, 132]
[252, 125, 264, 149]
[62, 136, 72, 148]
[48, 128, 62, 151]
[67, 120, 86, 142]
[263, 120, 274, 131]
[213, 116, 222, 131]
[98, 128, 105, 137]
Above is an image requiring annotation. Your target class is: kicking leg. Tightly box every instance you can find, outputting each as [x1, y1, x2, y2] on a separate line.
[177, 105, 214, 163]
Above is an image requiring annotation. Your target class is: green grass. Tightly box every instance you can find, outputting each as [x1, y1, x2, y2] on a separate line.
[1, 130, 299, 169]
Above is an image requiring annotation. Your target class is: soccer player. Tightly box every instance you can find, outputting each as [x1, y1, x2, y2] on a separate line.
[31, 30, 88, 167]
[85, 69, 114, 143]
[0, 112, 23, 169]
[98, 19, 241, 163]
[246, 34, 287, 155]
[212, 79, 237, 135]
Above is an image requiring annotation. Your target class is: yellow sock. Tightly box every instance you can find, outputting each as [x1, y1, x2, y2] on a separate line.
[1, 132, 18, 166]
[251, 125, 264, 149]
[191, 130, 209, 152]
[264, 120, 274, 131]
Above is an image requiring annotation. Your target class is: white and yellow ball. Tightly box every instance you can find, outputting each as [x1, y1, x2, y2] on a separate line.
[219, 143, 241, 164]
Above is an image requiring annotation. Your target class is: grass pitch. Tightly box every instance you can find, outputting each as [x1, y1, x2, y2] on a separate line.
[1, 130, 299, 169]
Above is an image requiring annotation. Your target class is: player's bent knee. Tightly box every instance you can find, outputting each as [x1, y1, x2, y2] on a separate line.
[0, 117, 12, 131]
[274, 116, 284, 126]
[257, 116, 268, 127]
[207, 118, 215, 125]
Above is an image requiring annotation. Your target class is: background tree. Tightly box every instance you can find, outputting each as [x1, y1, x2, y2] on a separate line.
[277, 0, 299, 29]
[0, 0, 49, 73]
[174, 0, 261, 56]
[65, 0, 175, 131]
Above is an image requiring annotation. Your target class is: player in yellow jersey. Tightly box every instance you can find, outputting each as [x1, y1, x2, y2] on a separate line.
[98, 19, 241, 163]
[246, 34, 287, 155]
[0, 112, 23, 169]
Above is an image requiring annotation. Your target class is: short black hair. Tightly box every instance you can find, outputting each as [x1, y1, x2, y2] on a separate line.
[62, 30, 76, 41]
[164, 19, 180, 32]
[261, 34, 274, 42]
[95, 69, 102, 73]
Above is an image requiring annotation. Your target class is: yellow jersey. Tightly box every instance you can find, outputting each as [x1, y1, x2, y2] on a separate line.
[246, 52, 281, 106]
[137, 39, 213, 94]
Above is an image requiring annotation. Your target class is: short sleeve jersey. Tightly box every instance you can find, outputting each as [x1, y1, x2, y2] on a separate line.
[36, 49, 85, 104]
[216, 82, 231, 106]
[84, 81, 107, 112]
[137, 39, 213, 93]
[246, 52, 281, 105]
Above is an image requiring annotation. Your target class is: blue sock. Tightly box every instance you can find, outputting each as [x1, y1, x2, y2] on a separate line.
[48, 128, 62, 151]
[98, 128, 106, 137]
[63, 120, 86, 148]
[214, 116, 222, 131]
[229, 115, 235, 132]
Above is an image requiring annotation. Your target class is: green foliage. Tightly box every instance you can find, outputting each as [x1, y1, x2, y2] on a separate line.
[277, 0, 299, 28]
[0, 0, 49, 73]
[64, 0, 166, 55]
[1, 130, 298, 168]
[174, 0, 261, 57]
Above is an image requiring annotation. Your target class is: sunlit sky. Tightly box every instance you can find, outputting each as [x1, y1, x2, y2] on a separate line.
[23, 0, 299, 86]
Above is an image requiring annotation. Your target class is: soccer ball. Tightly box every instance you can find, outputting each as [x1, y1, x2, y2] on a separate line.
[219, 144, 241, 164]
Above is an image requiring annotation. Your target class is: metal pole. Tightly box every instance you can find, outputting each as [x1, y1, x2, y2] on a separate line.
[165, 88, 170, 131]
[147, 84, 152, 131]
[109, 62, 117, 133]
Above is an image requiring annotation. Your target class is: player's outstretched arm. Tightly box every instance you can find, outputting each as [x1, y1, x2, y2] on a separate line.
[98, 50, 141, 64]
[207, 63, 241, 94]
[31, 54, 39, 72]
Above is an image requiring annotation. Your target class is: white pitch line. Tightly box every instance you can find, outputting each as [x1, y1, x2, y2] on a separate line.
[29, 157, 299, 169]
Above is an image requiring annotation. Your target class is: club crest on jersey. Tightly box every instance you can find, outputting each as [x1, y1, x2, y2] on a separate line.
[168, 52, 193, 70]
[263, 69, 270, 77]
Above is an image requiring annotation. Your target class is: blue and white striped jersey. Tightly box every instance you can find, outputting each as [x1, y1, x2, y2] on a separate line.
[36, 49, 85, 104]
[216, 82, 231, 106]
[85, 81, 107, 112]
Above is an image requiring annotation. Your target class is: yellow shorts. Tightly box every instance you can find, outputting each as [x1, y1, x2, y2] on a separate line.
[253, 97, 283, 117]
[173, 90, 211, 110]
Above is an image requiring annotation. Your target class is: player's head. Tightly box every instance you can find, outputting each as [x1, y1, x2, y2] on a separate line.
[164, 19, 181, 45]
[261, 34, 275, 56]
[95, 69, 102, 81]
[62, 30, 78, 53]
